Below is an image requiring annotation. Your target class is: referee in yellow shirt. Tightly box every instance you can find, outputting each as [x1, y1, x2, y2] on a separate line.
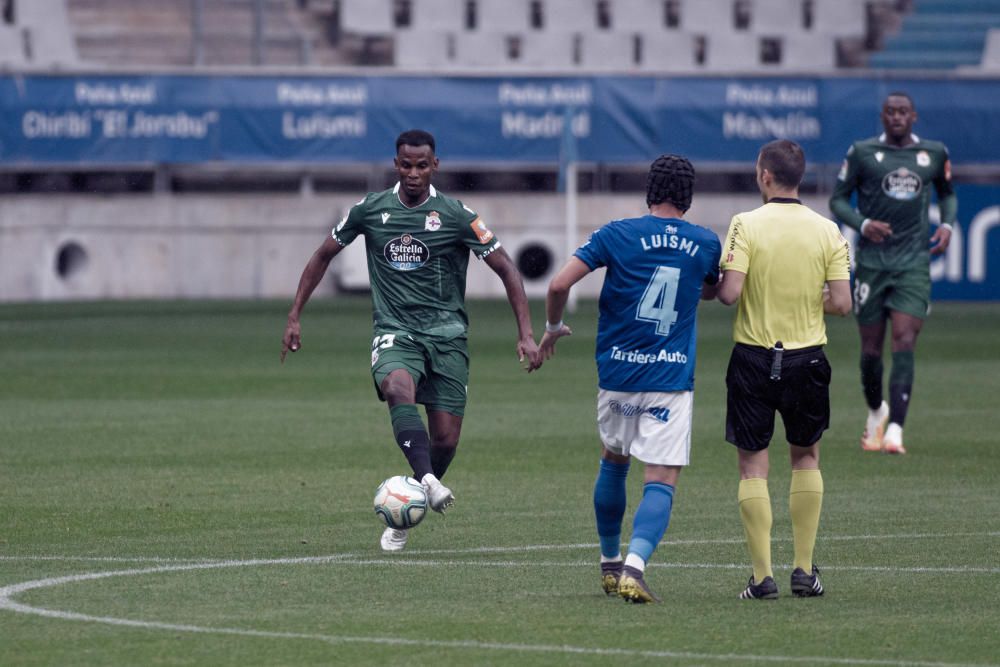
[717, 139, 852, 600]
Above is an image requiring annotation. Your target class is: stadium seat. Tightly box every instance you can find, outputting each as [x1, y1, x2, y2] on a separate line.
[811, 0, 867, 37]
[409, 0, 467, 32]
[981, 28, 1000, 68]
[637, 31, 698, 72]
[394, 29, 454, 69]
[453, 31, 515, 68]
[0, 25, 26, 66]
[579, 32, 635, 70]
[779, 32, 835, 70]
[681, 0, 737, 34]
[608, 0, 666, 32]
[748, 0, 805, 34]
[519, 31, 575, 68]
[340, 0, 395, 35]
[703, 32, 763, 70]
[540, 0, 600, 32]
[16, 0, 79, 66]
[473, 0, 532, 32]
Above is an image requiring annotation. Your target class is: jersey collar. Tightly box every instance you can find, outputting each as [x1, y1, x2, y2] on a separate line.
[878, 132, 921, 146]
[392, 182, 437, 209]
[767, 197, 801, 204]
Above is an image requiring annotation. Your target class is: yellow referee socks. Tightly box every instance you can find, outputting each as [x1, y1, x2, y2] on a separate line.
[790, 469, 824, 572]
[738, 478, 773, 582]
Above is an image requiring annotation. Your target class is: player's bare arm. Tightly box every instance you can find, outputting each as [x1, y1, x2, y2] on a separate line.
[717, 269, 746, 306]
[282, 236, 344, 363]
[534, 257, 590, 369]
[823, 279, 853, 316]
[483, 247, 540, 370]
[701, 275, 721, 300]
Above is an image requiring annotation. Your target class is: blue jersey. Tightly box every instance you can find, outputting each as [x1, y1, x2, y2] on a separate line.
[575, 215, 722, 392]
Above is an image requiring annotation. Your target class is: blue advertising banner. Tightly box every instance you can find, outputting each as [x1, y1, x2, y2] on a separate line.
[2, 73, 1000, 166]
[930, 185, 1000, 301]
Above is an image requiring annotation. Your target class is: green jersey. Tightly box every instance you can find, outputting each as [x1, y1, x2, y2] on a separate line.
[830, 134, 956, 270]
[332, 183, 501, 340]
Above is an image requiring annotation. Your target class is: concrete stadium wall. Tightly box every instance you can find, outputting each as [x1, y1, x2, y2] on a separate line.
[0, 191, 816, 303]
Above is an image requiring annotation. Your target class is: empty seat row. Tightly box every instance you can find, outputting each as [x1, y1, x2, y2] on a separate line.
[394, 30, 836, 72]
[341, 0, 868, 39]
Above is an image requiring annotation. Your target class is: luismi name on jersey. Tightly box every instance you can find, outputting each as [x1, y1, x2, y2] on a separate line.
[384, 234, 429, 271]
[882, 167, 923, 201]
[640, 225, 702, 256]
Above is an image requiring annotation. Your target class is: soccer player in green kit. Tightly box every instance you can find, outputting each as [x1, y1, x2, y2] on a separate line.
[830, 92, 957, 455]
[282, 130, 539, 551]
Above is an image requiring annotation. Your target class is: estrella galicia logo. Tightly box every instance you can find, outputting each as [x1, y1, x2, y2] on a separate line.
[881, 167, 922, 201]
[384, 234, 429, 271]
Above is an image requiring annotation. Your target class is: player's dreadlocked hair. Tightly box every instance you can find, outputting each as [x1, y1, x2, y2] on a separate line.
[646, 154, 695, 212]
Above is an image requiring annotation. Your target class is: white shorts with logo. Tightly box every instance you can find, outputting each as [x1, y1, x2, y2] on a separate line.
[596, 388, 693, 466]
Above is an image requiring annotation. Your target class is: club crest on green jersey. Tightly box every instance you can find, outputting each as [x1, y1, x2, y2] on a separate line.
[384, 233, 429, 270]
[425, 211, 441, 231]
[882, 167, 922, 201]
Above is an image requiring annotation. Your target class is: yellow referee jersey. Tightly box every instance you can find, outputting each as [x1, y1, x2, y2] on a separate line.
[721, 198, 851, 349]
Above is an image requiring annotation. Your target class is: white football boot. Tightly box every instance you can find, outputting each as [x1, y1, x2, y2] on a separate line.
[421, 473, 454, 513]
[882, 422, 906, 455]
[861, 401, 889, 452]
[380, 527, 409, 552]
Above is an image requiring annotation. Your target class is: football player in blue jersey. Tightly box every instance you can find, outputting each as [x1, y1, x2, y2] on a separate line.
[530, 154, 722, 603]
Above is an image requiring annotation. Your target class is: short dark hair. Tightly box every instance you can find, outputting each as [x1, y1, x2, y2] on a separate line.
[758, 139, 805, 189]
[884, 91, 915, 110]
[646, 154, 695, 211]
[396, 129, 436, 154]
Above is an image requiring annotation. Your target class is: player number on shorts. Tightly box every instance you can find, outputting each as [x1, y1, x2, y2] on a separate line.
[854, 282, 870, 314]
[637, 266, 680, 336]
[372, 333, 396, 351]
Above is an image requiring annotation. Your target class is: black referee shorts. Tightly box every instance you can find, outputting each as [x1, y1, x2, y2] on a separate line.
[725, 343, 832, 451]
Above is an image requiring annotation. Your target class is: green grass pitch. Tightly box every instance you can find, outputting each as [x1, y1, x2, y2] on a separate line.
[1, 298, 998, 666]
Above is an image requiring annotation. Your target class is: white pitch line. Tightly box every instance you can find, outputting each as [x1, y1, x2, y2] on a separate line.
[0, 559, 996, 667]
[1, 530, 995, 564]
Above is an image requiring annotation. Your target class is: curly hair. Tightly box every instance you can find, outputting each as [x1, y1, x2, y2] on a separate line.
[646, 154, 695, 212]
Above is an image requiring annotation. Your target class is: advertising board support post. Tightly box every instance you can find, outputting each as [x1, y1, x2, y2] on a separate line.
[559, 105, 578, 313]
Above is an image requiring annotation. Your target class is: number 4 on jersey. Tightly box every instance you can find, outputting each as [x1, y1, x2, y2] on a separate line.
[637, 266, 680, 336]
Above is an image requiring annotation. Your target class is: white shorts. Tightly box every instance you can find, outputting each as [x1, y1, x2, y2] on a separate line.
[596, 388, 693, 466]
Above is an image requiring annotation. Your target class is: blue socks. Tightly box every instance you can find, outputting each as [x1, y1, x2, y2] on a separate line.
[593, 459, 629, 559]
[627, 482, 676, 565]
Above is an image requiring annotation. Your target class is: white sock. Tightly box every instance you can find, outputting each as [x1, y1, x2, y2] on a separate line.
[624, 553, 645, 572]
[885, 422, 903, 442]
[600, 554, 622, 564]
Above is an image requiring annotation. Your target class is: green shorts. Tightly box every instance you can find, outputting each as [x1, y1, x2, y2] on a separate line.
[370, 330, 469, 416]
[852, 265, 931, 325]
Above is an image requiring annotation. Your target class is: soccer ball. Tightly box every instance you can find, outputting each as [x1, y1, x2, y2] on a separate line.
[373, 475, 427, 529]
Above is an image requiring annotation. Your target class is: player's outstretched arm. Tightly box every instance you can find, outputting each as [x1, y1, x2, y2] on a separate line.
[483, 248, 539, 371]
[533, 258, 590, 370]
[281, 236, 343, 363]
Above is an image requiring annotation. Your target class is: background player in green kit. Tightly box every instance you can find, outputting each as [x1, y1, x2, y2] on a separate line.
[281, 129, 539, 551]
[830, 92, 957, 455]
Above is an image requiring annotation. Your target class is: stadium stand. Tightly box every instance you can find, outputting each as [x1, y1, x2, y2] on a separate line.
[0, 0, 78, 67]
[474, 0, 532, 32]
[869, 0, 1000, 69]
[982, 27, 1000, 68]
[0, 24, 26, 66]
[65, 0, 333, 67]
[8, 0, 998, 73]
[637, 30, 697, 71]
